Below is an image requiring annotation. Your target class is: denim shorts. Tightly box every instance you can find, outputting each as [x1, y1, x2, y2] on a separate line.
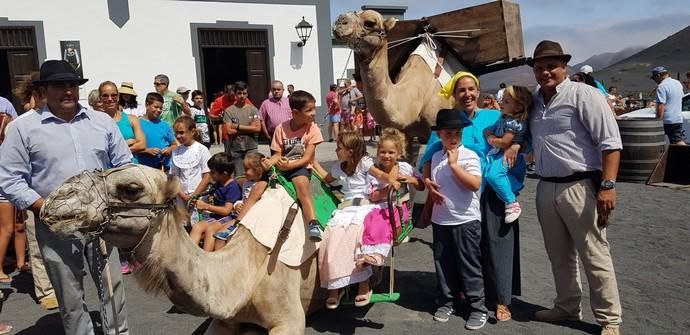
[663, 123, 687, 143]
[283, 167, 311, 180]
[329, 114, 341, 123]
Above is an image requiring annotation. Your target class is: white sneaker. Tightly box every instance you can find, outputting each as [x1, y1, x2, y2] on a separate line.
[504, 202, 521, 224]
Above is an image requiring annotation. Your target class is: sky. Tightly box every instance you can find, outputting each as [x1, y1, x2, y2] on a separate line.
[330, 0, 690, 64]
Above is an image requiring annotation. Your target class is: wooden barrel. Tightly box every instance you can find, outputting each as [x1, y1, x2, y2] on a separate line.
[616, 119, 666, 183]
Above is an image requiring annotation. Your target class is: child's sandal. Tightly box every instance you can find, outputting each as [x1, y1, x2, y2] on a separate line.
[356, 253, 385, 267]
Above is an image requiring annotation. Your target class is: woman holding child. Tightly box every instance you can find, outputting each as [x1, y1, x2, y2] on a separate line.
[420, 72, 526, 324]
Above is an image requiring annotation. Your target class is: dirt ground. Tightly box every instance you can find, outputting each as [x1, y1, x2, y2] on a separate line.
[1, 142, 688, 335]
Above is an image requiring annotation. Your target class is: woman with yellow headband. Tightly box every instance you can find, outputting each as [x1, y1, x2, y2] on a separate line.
[420, 71, 523, 323]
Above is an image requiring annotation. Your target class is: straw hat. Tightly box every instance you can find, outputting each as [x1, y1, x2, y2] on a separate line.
[119, 82, 138, 96]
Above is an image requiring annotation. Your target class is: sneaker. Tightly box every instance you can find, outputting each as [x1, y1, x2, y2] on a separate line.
[120, 261, 131, 275]
[214, 224, 238, 241]
[601, 326, 621, 335]
[308, 221, 322, 242]
[534, 308, 582, 322]
[465, 311, 487, 330]
[504, 202, 522, 224]
[433, 303, 455, 322]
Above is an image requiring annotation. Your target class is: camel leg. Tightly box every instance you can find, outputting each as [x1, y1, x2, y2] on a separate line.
[266, 316, 305, 335]
[204, 319, 240, 335]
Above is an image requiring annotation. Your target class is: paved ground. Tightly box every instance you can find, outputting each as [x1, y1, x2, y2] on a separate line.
[1, 142, 689, 334]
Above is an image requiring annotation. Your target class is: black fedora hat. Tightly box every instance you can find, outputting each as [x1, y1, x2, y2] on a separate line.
[32, 60, 88, 85]
[526, 40, 572, 67]
[431, 108, 472, 131]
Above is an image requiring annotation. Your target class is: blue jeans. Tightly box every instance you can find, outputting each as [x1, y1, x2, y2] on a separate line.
[484, 149, 526, 204]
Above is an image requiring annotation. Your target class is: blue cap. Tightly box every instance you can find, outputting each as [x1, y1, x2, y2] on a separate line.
[651, 66, 668, 78]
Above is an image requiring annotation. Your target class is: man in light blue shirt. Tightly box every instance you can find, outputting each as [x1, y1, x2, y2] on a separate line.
[0, 96, 18, 118]
[0, 60, 131, 335]
[651, 66, 687, 145]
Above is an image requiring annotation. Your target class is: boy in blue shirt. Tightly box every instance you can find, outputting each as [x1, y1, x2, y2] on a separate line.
[189, 152, 242, 251]
[137, 93, 177, 170]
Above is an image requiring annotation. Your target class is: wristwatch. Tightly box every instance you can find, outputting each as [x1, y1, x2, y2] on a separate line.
[600, 179, 616, 190]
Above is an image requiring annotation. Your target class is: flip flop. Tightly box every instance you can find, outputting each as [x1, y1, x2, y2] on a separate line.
[496, 304, 512, 321]
[354, 289, 372, 307]
[0, 323, 13, 335]
[325, 290, 345, 310]
[0, 275, 12, 285]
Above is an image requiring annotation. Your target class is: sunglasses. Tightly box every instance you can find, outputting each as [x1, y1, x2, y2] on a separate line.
[153, 82, 167, 86]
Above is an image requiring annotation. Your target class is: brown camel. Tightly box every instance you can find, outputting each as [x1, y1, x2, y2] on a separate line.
[40, 165, 325, 335]
[334, 10, 455, 141]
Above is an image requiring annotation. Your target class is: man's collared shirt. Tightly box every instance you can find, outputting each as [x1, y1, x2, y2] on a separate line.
[656, 77, 685, 124]
[0, 105, 132, 209]
[530, 78, 622, 178]
[258, 96, 292, 134]
[0, 96, 18, 118]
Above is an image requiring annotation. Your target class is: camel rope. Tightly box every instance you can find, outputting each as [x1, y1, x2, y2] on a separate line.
[387, 29, 483, 50]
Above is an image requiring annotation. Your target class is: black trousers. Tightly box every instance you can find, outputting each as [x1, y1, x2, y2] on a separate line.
[432, 220, 487, 313]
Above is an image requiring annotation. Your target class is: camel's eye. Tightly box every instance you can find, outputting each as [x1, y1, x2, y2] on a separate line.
[364, 20, 376, 28]
[117, 183, 144, 200]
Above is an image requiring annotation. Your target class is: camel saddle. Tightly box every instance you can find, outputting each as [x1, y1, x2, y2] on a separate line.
[238, 186, 320, 270]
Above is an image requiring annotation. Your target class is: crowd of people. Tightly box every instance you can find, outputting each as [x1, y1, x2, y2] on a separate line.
[0, 37, 687, 334]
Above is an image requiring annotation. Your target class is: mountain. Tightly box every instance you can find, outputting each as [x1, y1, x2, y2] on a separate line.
[477, 25, 690, 96]
[595, 25, 690, 96]
[479, 46, 648, 92]
[570, 46, 646, 74]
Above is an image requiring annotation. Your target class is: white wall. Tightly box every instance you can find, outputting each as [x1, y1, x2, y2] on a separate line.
[332, 44, 355, 82]
[1, 0, 324, 104]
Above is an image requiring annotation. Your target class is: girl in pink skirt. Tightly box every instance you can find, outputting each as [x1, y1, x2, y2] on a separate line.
[359, 128, 424, 266]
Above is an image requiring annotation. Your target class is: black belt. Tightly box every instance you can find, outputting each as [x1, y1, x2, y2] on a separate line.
[538, 170, 601, 183]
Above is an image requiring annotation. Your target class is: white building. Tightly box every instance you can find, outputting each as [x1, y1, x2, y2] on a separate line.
[0, 0, 333, 113]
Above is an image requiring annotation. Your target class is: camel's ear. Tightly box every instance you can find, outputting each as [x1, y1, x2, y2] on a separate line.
[165, 175, 181, 199]
[383, 17, 397, 32]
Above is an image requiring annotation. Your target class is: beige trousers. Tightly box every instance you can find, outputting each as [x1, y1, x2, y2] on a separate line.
[536, 179, 622, 327]
[24, 211, 55, 301]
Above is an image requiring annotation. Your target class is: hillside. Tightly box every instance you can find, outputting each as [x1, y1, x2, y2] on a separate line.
[596, 25, 690, 96]
[570, 46, 645, 74]
[479, 46, 647, 93]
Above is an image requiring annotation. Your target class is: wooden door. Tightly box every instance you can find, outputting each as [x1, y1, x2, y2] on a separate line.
[7, 50, 37, 91]
[246, 48, 268, 105]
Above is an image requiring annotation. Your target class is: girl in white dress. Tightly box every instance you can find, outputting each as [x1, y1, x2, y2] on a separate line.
[313, 132, 393, 309]
[170, 116, 212, 225]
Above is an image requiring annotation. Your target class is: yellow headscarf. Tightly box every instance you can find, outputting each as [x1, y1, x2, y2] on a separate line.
[438, 71, 480, 99]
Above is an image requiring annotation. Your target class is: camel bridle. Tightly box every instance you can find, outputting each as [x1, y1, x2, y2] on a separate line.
[347, 17, 388, 63]
[81, 165, 174, 249]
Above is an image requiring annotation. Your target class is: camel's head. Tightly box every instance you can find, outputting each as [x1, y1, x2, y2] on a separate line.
[334, 10, 397, 62]
[41, 165, 180, 248]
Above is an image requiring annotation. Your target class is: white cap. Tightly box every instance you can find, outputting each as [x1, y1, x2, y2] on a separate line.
[580, 65, 593, 74]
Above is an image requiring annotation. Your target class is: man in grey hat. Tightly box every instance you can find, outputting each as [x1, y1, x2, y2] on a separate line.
[0, 60, 131, 335]
[651, 66, 687, 145]
[528, 40, 623, 335]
